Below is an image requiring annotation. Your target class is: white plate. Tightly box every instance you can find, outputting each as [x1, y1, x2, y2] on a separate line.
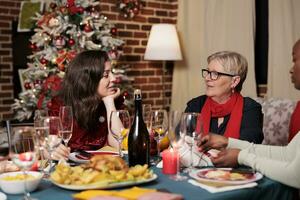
[68, 151, 119, 164]
[51, 174, 157, 190]
[189, 168, 263, 185]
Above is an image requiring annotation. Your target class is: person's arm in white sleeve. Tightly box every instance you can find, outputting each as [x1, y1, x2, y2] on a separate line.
[238, 147, 300, 189]
[228, 133, 300, 162]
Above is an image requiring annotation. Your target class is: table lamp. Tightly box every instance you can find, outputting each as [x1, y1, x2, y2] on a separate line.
[144, 24, 182, 108]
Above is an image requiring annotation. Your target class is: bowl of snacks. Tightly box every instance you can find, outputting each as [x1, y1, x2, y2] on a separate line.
[0, 171, 43, 194]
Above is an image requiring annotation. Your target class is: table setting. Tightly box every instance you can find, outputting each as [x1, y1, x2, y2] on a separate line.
[0, 109, 297, 200]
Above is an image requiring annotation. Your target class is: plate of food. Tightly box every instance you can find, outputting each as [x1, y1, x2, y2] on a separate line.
[189, 168, 263, 185]
[69, 150, 119, 164]
[52, 155, 157, 190]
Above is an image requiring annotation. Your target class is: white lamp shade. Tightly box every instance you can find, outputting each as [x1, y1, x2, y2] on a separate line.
[144, 24, 182, 61]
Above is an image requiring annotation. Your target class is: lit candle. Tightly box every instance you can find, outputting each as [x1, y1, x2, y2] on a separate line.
[162, 148, 178, 175]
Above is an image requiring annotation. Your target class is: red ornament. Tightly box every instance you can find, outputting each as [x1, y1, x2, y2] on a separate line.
[123, 91, 129, 97]
[34, 79, 43, 85]
[58, 63, 65, 71]
[47, 101, 52, 108]
[29, 43, 37, 50]
[40, 57, 48, 65]
[111, 27, 117, 35]
[77, 6, 84, 14]
[24, 82, 31, 90]
[68, 38, 75, 46]
[84, 24, 92, 32]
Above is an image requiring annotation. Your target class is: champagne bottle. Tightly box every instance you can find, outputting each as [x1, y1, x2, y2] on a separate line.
[128, 89, 150, 166]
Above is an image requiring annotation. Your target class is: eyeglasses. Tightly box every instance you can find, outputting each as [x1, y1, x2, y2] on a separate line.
[201, 69, 236, 80]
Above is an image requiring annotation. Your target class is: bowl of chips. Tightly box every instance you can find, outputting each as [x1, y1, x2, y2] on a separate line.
[0, 171, 43, 194]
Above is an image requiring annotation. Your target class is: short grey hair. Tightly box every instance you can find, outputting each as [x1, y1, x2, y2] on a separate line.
[207, 51, 248, 92]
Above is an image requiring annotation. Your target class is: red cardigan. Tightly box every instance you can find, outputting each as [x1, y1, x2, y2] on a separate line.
[288, 101, 300, 142]
[48, 97, 109, 151]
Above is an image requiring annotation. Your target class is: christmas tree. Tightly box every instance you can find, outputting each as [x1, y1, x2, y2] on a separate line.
[12, 0, 133, 121]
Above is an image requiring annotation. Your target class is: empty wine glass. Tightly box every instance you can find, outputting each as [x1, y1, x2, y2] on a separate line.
[33, 109, 48, 171]
[41, 116, 62, 173]
[142, 104, 152, 132]
[150, 109, 168, 164]
[181, 112, 203, 172]
[10, 127, 39, 200]
[109, 110, 131, 157]
[168, 110, 187, 181]
[59, 106, 73, 147]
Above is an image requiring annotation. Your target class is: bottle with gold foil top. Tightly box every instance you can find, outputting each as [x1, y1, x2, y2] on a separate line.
[128, 89, 150, 166]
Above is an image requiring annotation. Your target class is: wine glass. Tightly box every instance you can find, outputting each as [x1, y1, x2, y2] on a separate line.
[150, 109, 168, 164]
[10, 126, 39, 200]
[33, 109, 48, 171]
[0, 120, 13, 173]
[180, 112, 203, 172]
[109, 110, 131, 157]
[41, 116, 63, 172]
[167, 110, 187, 181]
[142, 104, 152, 132]
[59, 106, 73, 147]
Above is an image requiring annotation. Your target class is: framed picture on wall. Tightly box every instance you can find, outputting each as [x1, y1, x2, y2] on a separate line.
[18, 69, 26, 92]
[18, 1, 44, 32]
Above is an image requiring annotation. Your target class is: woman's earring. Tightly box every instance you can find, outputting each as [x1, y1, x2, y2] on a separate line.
[232, 88, 235, 94]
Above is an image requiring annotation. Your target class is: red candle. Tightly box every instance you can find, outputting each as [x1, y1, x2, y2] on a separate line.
[162, 148, 179, 175]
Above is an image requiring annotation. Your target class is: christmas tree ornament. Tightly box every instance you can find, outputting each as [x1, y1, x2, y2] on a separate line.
[53, 36, 66, 49]
[40, 57, 48, 65]
[68, 38, 75, 46]
[29, 43, 37, 50]
[111, 27, 117, 35]
[24, 82, 31, 90]
[84, 24, 92, 32]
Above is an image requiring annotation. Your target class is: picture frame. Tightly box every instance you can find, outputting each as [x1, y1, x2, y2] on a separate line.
[18, 1, 44, 32]
[18, 69, 26, 92]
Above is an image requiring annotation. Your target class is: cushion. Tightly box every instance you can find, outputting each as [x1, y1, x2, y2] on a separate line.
[255, 98, 296, 145]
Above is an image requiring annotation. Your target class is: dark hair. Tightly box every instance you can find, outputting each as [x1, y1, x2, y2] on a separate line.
[60, 50, 109, 131]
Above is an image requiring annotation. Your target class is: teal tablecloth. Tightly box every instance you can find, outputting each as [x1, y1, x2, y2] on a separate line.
[4, 167, 296, 200]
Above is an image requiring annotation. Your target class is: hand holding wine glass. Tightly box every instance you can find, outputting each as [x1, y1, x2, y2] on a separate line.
[109, 110, 131, 157]
[59, 106, 73, 147]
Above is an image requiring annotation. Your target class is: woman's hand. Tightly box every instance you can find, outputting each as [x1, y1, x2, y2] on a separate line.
[102, 87, 121, 102]
[198, 133, 228, 152]
[211, 148, 240, 167]
[44, 144, 70, 161]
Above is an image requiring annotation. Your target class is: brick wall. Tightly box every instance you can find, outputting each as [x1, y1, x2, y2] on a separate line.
[0, 0, 178, 120]
[0, 0, 22, 120]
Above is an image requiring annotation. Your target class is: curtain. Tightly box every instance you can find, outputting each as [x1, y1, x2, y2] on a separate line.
[171, 0, 257, 112]
[268, 0, 300, 100]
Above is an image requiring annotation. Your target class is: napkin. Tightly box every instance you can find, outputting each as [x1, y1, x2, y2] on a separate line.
[73, 187, 156, 200]
[178, 142, 214, 167]
[188, 179, 257, 193]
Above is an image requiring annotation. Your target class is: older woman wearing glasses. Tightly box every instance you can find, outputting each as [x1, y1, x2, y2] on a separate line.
[185, 51, 264, 144]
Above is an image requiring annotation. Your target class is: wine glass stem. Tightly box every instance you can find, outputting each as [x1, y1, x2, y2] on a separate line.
[156, 138, 160, 160]
[189, 145, 193, 169]
[23, 170, 31, 199]
[118, 140, 123, 157]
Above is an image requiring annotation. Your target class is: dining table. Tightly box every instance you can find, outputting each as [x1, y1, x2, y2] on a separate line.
[4, 165, 296, 200]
